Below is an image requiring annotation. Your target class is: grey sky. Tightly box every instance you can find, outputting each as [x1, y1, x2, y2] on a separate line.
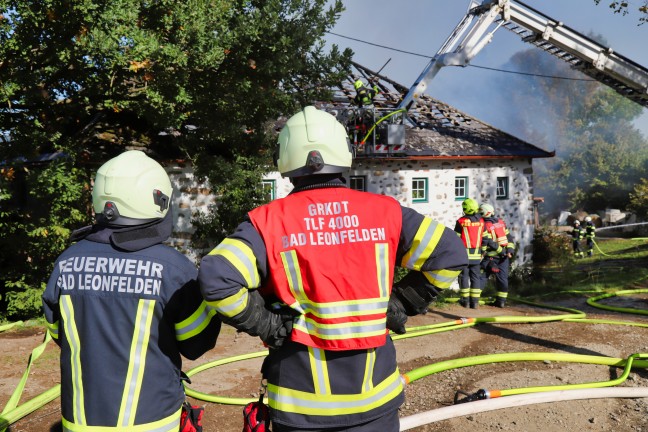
[326, 0, 648, 138]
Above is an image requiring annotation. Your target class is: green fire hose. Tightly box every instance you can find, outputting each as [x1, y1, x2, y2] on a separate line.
[1, 288, 647, 429]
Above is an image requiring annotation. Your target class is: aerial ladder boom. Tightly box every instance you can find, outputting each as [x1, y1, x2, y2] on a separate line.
[397, 0, 648, 112]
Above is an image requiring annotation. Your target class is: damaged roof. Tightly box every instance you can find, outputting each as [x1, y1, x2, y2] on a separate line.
[321, 61, 554, 160]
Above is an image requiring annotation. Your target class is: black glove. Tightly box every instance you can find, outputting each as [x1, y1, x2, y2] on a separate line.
[262, 312, 294, 349]
[488, 260, 500, 273]
[220, 290, 295, 349]
[392, 271, 440, 316]
[386, 294, 407, 334]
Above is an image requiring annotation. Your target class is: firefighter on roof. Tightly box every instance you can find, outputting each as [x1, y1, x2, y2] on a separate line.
[479, 203, 516, 308]
[198, 106, 467, 431]
[42, 150, 220, 431]
[353, 78, 379, 107]
[454, 198, 486, 308]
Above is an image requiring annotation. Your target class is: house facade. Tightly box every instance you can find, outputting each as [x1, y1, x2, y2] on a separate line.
[172, 154, 545, 266]
[166, 70, 554, 270]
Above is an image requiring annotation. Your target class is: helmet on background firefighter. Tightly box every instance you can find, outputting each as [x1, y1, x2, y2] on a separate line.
[479, 203, 494, 217]
[275, 106, 353, 178]
[585, 216, 592, 222]
[462, 198, 479, 215]
[573, 220, 581, 227]
[92, 150, 172, 226]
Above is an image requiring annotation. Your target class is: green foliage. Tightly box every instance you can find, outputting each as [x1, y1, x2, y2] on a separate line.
[531, 227, 572, 266]
[0, 0, 351, 319]
[191, 153, 271, 250]
[629, 178, 648, 219]
[0, 159, 92, 320]
[514, 237, 648, 299]
[4, 279, 46, 320]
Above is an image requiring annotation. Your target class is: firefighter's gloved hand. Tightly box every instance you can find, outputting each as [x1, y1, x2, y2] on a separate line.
[392, 271, 440, 316]
[386, 294, 407, 335]
[219, 290, 294, 349]
[260, 313, 294, 349]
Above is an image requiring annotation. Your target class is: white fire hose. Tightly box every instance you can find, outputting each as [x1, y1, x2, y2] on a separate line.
[399, 387, 648, 430]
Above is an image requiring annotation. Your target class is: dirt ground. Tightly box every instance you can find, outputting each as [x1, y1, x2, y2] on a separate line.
[2, 295, 648, 432]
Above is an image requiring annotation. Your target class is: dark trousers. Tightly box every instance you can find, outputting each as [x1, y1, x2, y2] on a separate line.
[272, 409, 399, 432]
[482, 255, 509, 293]
[459, 263, 482, 289]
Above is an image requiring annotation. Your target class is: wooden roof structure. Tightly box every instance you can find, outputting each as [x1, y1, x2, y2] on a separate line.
[318, 61, 554, 161]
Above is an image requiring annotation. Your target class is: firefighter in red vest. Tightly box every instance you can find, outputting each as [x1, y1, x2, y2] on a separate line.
[454, 198, 486, 308]
[199, 106, 467, 431]
[479, 203, 516, 308]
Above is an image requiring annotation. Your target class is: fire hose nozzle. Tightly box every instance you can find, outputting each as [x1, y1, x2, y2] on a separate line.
[453, 388, 489, 404]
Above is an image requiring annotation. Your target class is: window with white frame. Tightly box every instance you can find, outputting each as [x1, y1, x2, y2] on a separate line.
[412, 178, 428, 203]
[496, 177, 509, 199]
[455, 177, 468, 200]
[350, 176, 366, 191]
[261, 180, 276, 201]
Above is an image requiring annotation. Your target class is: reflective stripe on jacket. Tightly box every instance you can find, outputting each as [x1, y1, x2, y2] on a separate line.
[484, 218, 509, 247]
[42, 238, 219, 430]
[248, 188, 402, 351]
[454, 215, 485, 263]
[262, 338, 404, 426]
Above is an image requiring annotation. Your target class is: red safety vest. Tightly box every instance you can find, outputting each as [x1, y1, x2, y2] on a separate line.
[485, 218, 509, 247]
[457, 216, 484, 261]
[248, 187, 402, 351]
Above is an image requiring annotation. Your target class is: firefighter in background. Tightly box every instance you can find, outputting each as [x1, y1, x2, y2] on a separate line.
[479, 203, 516, 308]
[42, 150, 220, 431]
[454, 198, 486, 308]
[571, 219, 585, 258]
[354, 78, 380, 107]
[584, 216, 596, 256]
[199, 106, 467, 432]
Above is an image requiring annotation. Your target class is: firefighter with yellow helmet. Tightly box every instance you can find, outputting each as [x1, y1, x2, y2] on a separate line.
[42, 150, 220, 430]
[479, 203, 516, 308]
[199, 106, 467, 431]
[353, 78, 380, 107]
[454, 198, 486, 308]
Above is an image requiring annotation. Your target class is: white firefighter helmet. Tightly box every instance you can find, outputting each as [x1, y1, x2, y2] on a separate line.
[585, 216, 592, 222]
[275, 106, 352, 178]
[479, 203, 494, 217]
[92, 150, 172, 226]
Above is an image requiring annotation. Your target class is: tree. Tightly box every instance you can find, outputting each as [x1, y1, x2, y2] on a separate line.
[629, 178, 648, 219]
[491, 42, 648, 216]
[595, 1, 648, 24]
[0, 0, 352, 319]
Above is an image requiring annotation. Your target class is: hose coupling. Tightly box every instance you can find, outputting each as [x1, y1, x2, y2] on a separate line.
[454, 388, 489, 404]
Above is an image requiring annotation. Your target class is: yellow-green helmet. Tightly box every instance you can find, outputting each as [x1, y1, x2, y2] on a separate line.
[275, 106, 352, 178]
[92, 150, 172, 226]
[462, 198, 479, 215]
[479, 203, 494, 217]
[354, 79, 364, 90]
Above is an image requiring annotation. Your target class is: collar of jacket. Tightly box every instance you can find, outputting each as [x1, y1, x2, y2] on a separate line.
[70, 211, 172, 251]
[289, 175, 347, 193]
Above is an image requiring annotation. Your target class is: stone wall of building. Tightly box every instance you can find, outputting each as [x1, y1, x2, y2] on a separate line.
[348, 158, 535, 265]
[167, 158, 535, 267]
